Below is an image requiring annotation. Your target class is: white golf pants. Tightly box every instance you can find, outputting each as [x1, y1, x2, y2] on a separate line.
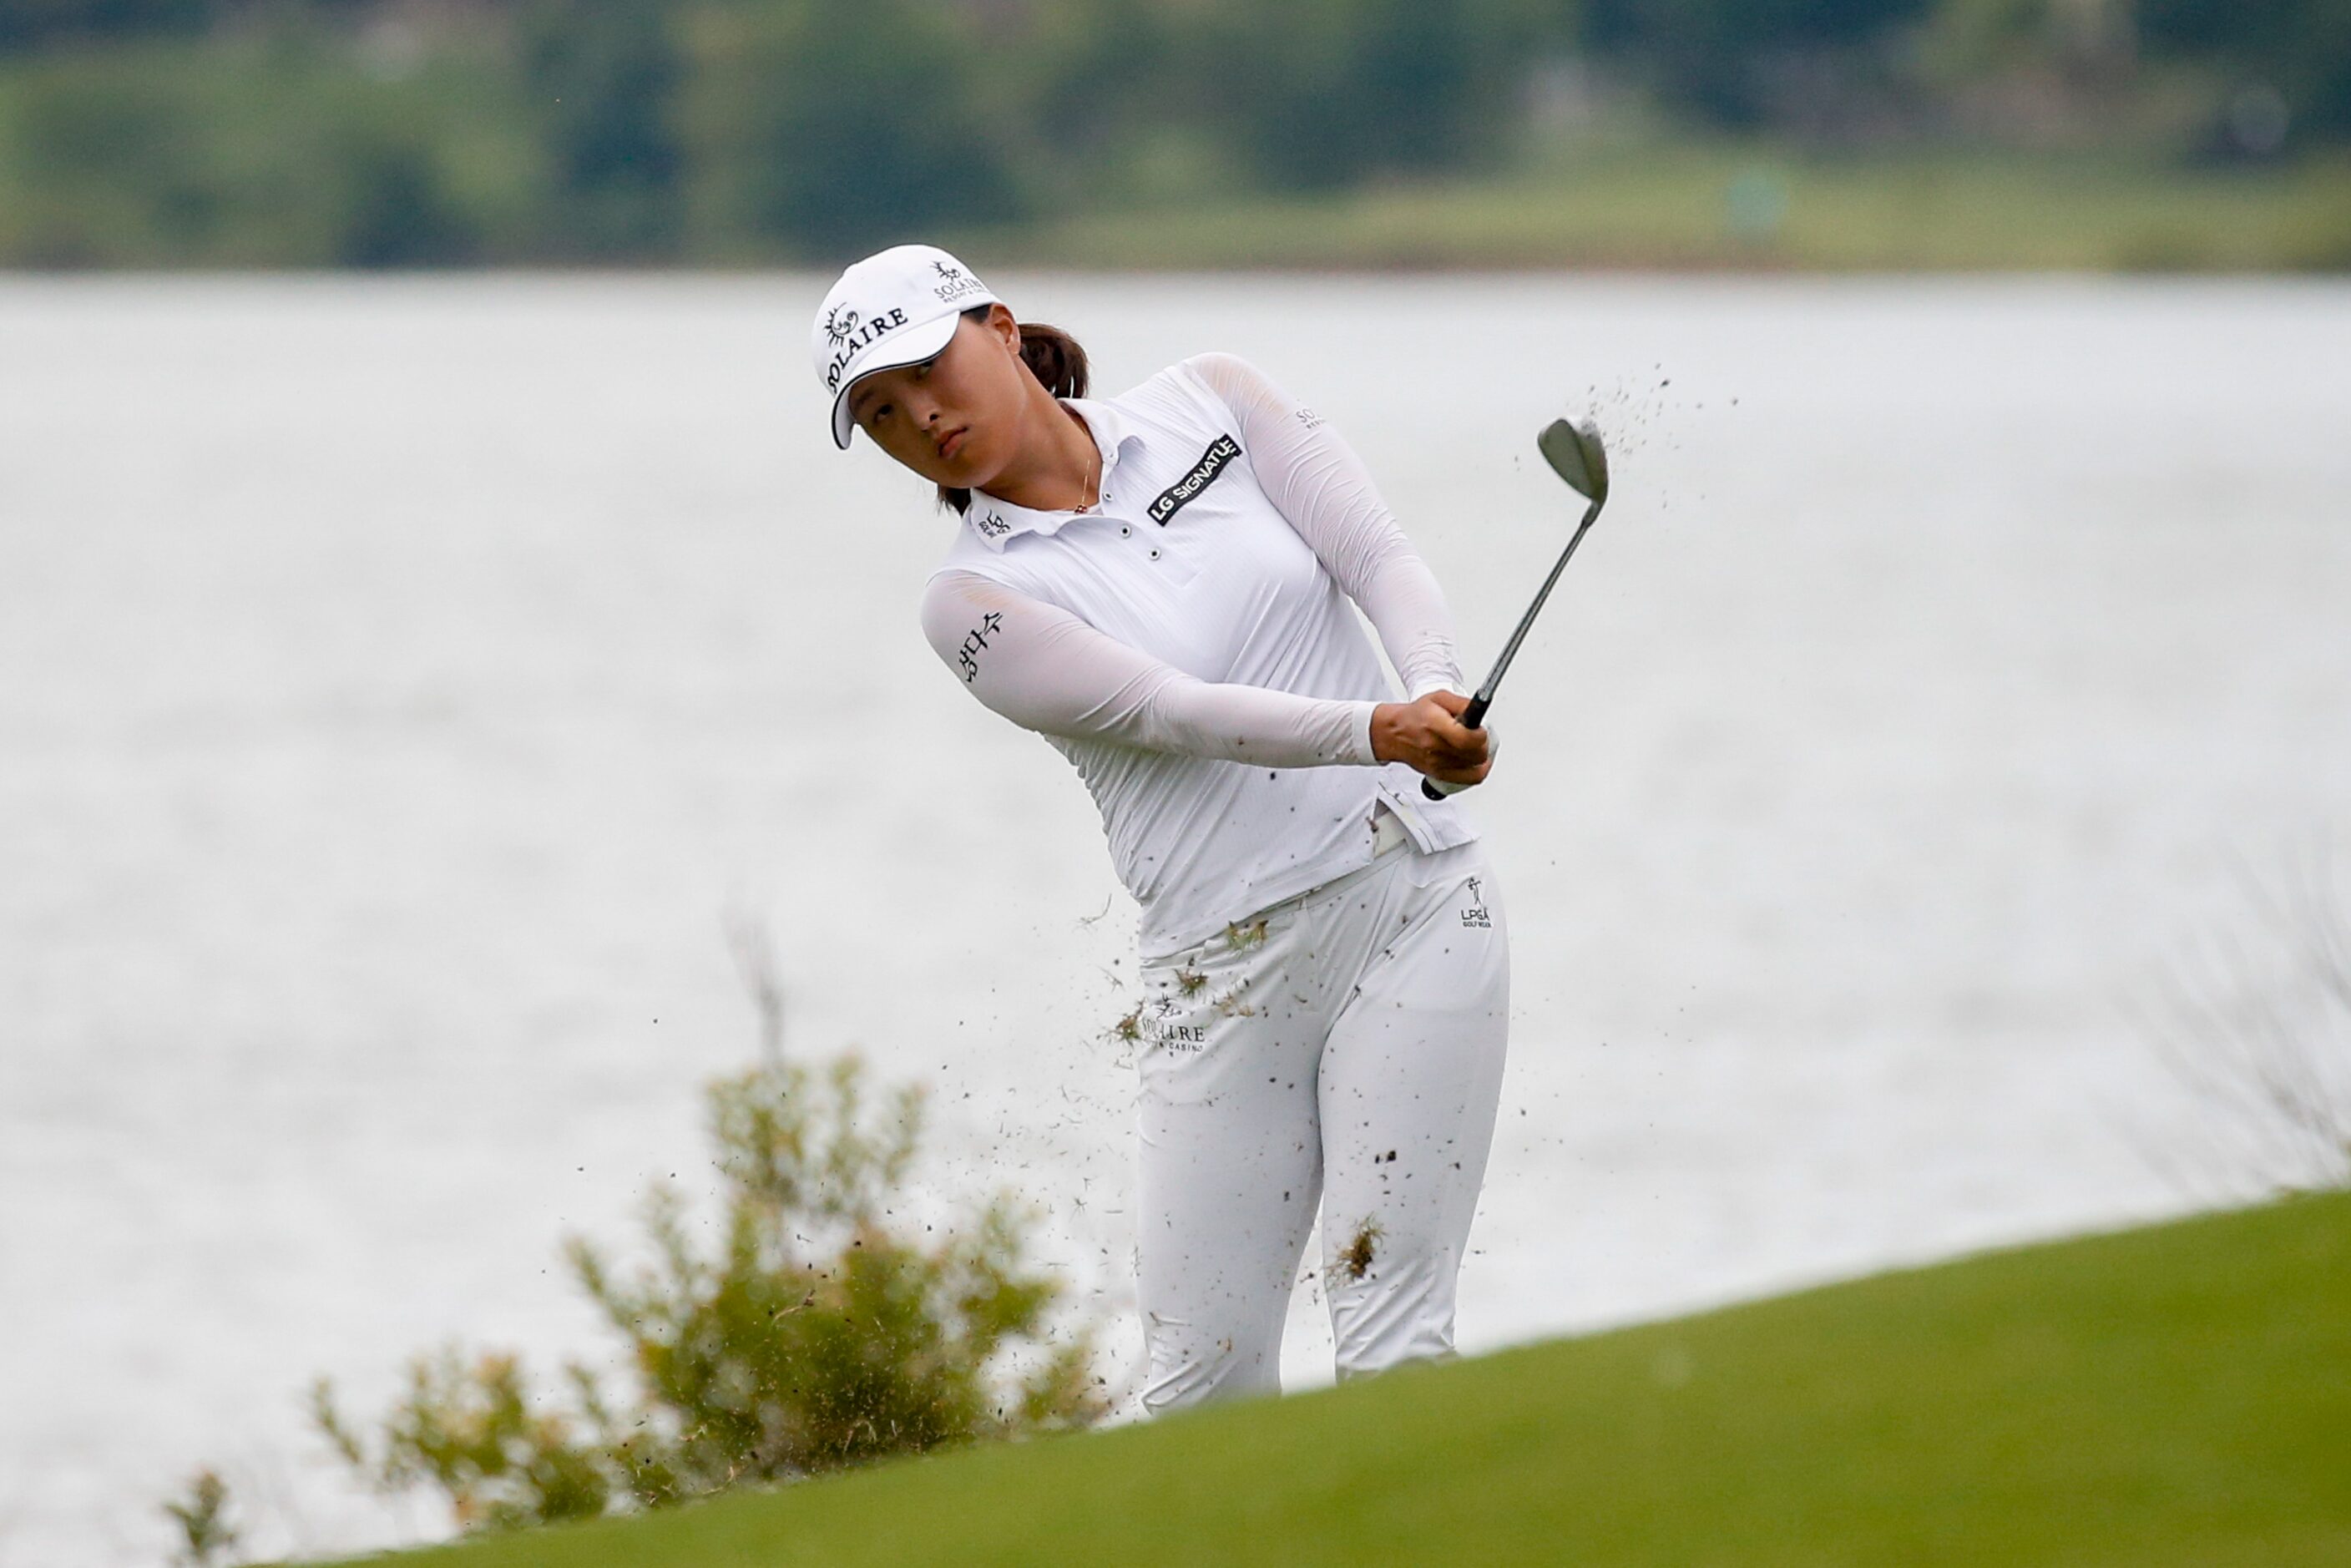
[1133, 809, 1509, 1414]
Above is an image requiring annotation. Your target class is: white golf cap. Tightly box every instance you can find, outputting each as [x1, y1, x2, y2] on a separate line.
[812, 243, 1000, 449]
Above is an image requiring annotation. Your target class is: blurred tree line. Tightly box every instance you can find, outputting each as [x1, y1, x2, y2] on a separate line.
[0, 0, 2341, 266]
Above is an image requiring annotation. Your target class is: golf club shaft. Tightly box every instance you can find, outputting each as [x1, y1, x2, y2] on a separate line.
[1469, 495, 1601, 711]
[1420, 495, 1603, 800]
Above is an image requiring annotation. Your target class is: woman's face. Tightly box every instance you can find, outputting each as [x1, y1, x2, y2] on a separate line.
[846, 305, 1029, 489]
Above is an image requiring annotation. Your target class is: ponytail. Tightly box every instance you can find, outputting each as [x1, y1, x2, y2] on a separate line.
[939, 311, 1091, 515]
[1015, 321, 1090, 401]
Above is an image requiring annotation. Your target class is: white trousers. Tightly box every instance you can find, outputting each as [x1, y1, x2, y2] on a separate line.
[1133, 812, 1510, 1413]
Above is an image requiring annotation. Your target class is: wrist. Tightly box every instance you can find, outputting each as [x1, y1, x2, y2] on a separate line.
[1368, 702, 1403, 765]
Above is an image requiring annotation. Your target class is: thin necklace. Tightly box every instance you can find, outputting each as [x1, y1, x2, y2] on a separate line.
[1066, 403, 1100, 511]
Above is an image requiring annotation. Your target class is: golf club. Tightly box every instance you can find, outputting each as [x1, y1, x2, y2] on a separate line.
[1423, 417, 1610, 800]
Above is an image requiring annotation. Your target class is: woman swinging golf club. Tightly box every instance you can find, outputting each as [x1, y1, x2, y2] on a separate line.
[812, 244, 1509, 1413]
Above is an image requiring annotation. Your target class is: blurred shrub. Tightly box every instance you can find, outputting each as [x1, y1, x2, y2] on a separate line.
[522, 0, 685, 260]
[2132, 855, 2351, 1201]
[0, 0, 210, 54]
[160, 1466, 241, 1567]
[1583, 0, 1937, 129]
[678, 0, 1029, 260]
[1189, 0, 1557, 190]
[310, 1048, 1105, 1534]
[2141, 0, 2351, 147]
[0, 28, 537, 266]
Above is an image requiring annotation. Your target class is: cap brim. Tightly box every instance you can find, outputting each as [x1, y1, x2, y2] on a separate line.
[829, 311, 963, 449]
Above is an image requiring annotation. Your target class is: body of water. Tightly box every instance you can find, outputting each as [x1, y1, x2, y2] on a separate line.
[3, 274, 2346, 1564]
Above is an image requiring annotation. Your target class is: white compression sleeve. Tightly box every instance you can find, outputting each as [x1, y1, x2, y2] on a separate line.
[1183, 351, 1467, 701]
[920, 570, 1380, 767]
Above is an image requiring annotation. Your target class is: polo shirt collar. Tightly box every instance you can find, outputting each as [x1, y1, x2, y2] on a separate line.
[964, 397, 1139, 551]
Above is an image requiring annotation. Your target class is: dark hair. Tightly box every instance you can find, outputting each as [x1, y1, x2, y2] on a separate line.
[938, 308, 1090, 515]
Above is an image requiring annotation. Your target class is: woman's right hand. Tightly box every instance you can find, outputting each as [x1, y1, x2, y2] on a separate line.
[1372, 691, 1491, 787]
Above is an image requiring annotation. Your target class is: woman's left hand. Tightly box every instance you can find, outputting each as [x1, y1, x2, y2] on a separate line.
[1371, 691, 1491, 787]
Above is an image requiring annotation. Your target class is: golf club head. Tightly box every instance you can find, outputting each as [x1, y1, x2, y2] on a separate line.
[1538, 417, 1609, 506]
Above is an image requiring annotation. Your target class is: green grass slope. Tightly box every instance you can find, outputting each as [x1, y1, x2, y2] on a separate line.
[351, 1193, 2351, 1567]
[957, 144, 2351, 273]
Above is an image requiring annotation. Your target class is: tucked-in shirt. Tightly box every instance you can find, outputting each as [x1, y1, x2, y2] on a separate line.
[919, 352, 1479, 957]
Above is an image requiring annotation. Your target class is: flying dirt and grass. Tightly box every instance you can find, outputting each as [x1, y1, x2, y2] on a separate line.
[318, 1191, 2351, 1567]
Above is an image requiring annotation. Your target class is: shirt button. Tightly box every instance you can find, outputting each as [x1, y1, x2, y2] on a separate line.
[1148, 546, 1162, 560]
[1120, 524, 1132, 537]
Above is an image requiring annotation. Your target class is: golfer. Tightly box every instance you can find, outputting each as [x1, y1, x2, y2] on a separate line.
[811, 244, 1509, 1413]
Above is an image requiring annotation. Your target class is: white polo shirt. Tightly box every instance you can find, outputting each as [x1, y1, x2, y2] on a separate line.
[919, 352, 1479, 958]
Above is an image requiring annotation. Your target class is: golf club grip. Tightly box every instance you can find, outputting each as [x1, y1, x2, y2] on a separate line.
[1419, 695, 1493, 800]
